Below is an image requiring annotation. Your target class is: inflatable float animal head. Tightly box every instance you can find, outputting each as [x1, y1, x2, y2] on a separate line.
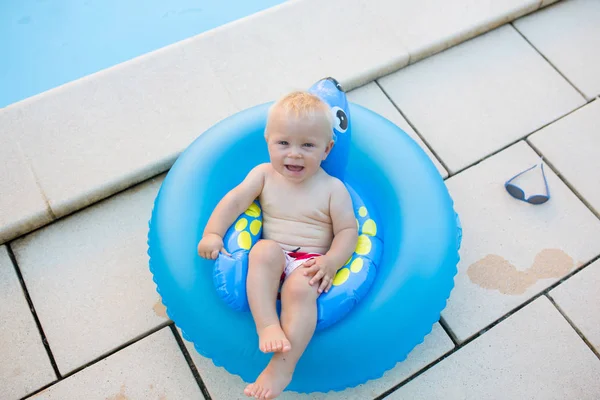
[308, 77, 351, 181]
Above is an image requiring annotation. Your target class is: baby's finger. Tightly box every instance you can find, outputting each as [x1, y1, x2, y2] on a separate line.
[318, 277, 329, 293]
[210, 249, 220, 259]
[220, 247, 231, 257]
[309, 270, 324, 286]
[325, 279, 333, 293]
[302, 259, 316, 268]
[302, 264, 319, 276]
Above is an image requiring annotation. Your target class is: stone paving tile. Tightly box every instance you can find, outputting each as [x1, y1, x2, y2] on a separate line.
[441, 141, 600, 342]
[347, 82, 448, 178]
[1, 46, 238, 219]
[387, 297, 600, 400]
[529, 100, 600, 215]
[0, 131, 52, 244]
[201, 0, 410, 112]
[514, 0, 600, 100]
[12, 176, 168, 375]
[378, 24, 585, 173]
[395, 0, 539, 62]
[26, 328, 203, 400]
[549, 259, 600, 353]
[182, 323, 454, 399]
[0, 246, 55, 400]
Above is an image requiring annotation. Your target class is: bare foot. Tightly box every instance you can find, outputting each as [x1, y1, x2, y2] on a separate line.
[258, 324, 291, 353]
[244, 362, 293, 399]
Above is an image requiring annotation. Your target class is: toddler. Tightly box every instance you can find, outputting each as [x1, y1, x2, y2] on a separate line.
[197, 91, 358, 399]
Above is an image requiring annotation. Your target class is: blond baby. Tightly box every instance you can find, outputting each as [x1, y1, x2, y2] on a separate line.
[197, 91, 358, 399]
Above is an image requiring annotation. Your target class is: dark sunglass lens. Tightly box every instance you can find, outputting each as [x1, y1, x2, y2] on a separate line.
[528, 195, 549, 205]
[505, 184, 525, 200]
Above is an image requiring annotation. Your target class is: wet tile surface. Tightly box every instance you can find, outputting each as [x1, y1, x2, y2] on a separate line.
[442, 141, 600, 342]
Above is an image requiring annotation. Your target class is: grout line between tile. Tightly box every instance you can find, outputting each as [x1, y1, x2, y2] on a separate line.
[510, 23, 589, 101]
[545, 293, 600, 361]
[59, 321, 172, 380]
[170, 325, 213, 400]
[374, 80, 451, 174]
[378, 252, 600, 398]
[438, 316, 459, 346]
[19, 380, 59, 400]
[2, 172, 166, 245]
[6, 244, 62, 380]
[525, 139, 600, 220]
[444, 98, 595, 180]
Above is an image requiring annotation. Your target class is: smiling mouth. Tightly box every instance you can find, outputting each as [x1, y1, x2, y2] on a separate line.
[285, 165, 304, 172]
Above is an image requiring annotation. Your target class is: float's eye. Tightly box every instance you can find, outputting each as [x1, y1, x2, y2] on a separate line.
[331, 106, 348, 133]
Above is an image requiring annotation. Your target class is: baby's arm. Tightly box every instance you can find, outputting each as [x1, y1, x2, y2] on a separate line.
[325, 180, 359, 269]
[198, 164, 267, 259]
[303, 179, 358, 292]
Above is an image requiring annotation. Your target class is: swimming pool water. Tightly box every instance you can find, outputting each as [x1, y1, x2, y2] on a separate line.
[1, 0, 286, 108]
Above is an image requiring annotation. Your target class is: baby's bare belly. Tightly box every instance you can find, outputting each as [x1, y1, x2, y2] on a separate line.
[262, 215, 333, 254]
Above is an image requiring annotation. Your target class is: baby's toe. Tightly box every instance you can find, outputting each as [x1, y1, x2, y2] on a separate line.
[244, 384, 255, 397]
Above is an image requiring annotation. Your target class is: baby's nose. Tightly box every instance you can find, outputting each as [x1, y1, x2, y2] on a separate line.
[288, 147, 302, 158]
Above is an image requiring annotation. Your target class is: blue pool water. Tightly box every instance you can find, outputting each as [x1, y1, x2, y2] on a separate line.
[0, 0, 285, 108]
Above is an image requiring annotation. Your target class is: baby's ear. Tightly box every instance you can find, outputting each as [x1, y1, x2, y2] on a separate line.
[323, 139, 335, 159]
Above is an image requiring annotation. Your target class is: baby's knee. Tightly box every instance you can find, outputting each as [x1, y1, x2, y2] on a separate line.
[283, 274, 318, 299]
[249, 240, 284, 265]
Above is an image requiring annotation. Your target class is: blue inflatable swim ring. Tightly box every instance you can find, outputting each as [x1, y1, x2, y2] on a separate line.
[148, 79, 461, 393]
[213, 78, 383, 331]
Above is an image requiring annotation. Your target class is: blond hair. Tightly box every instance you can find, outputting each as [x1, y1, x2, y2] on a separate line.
[266, 91, 334, 139]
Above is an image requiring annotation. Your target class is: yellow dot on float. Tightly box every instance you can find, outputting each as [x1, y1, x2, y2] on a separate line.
[235, 218, 248, 231]
[237, 231, 252, 250]
[362, 219, 377, 236]
[250, 220, 262, 235]
[351, 258, 364, 273]
[333, 268, 350, 286]
[355, 235, 372, 255]
[358, 206, 367, 217]
[245, 203, 261, 217]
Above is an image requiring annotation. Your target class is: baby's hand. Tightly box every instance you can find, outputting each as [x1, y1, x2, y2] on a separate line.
[302, 256, 338, 294]
[197, 233, 231, 259]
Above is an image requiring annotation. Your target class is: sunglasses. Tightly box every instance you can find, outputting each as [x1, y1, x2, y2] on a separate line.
[505, 161, 550, 205]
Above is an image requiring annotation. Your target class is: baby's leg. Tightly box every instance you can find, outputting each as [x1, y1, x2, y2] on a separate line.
[245, 268, 318, 399]
[247, 240, 290, 353]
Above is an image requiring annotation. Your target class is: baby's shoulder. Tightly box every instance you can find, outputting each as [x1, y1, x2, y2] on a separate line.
[321, 172, 346, 192]
[250, 163, 273, 175]
[246, 163, 273, 182]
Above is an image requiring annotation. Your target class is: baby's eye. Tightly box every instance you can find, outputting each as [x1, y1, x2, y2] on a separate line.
[303, 143, 315, 148]
[278, 141, 289, 145]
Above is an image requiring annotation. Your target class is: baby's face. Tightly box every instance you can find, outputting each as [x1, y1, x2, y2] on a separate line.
[265, 109, 334, 183]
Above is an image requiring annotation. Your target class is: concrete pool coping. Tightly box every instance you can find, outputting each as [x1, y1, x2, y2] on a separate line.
[0, 0, 559, 244]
